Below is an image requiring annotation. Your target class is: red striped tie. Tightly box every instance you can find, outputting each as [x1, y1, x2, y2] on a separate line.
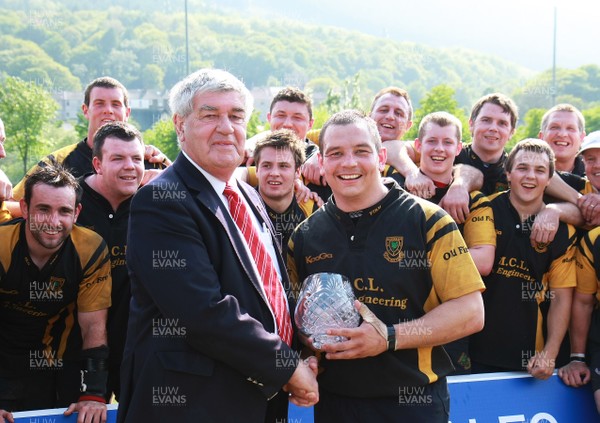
[223, 183, 293, 346]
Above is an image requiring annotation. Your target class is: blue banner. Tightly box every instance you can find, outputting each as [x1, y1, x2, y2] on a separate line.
[10, 373, 597, 422]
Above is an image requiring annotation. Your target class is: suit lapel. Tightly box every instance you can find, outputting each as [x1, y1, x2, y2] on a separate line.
[171, 154, 270, 305]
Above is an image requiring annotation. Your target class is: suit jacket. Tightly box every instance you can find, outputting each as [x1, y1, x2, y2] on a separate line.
[117, 153, 297, 423]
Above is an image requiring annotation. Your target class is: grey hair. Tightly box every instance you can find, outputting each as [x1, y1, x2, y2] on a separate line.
[168, 69, 254, 121]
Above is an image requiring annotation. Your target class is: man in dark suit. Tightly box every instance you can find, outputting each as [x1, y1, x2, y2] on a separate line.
[117, 69, 318, 423]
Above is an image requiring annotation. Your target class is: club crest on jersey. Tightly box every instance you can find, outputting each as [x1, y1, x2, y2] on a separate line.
[384, 236, 404, 263]
[49, 276, 65, 291]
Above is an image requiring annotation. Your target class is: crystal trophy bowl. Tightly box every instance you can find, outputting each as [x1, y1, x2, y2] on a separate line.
[294, 272, 360, 349]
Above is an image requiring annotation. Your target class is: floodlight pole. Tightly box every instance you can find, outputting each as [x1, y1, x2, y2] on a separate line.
[185, 0, 190, 76]
[552, 6, 557, 105]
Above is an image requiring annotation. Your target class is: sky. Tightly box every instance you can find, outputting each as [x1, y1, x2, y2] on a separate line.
[239, 0, 600, 72]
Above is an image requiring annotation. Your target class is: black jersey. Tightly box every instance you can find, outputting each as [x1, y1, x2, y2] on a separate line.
[288, 183, 484, 396]
[556, 170, 587, 192]
[455, 144, 508, 195]
[0, 220, 111, 377]
[466, 191, 577, 370]
[77, 176, 131, 373]
[265, 198, 317, 257]
[572, 155, 586, 177]
[13, 138, 165, 200]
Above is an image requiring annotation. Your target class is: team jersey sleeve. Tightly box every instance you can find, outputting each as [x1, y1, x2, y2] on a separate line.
[0, 202, 12, 224]
[547, 224, 578, 290]
[71, 227, 112, 312]
[463, 191, 495, 247]
[576, 228, 600, 295]
[423, 202, 485, 303]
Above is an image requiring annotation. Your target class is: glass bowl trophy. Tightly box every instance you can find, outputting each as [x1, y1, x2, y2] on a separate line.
[294, 272, 360, 349]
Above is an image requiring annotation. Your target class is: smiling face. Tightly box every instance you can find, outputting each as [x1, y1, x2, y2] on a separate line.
[93, 136, 144, 202]
[82, 87, 131, 146]
[267, 100, 313, 140]
[369, 93, 413, 141]
[21, 184, 81, 254]
[506, 149, 551, 209]
[539, 110, 585, 170]
[582, 149, 600, 190]
[470, 102, 515, 161]
[415, 123, 462, 183]
[174, 90, 247, 181]
[256, 146, 299, 204]
[319, 121, 387, 211]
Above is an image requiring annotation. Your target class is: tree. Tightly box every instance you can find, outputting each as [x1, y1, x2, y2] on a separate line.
[583, 106, 600, 133]
[511, 108, 545, 150]
[246, 110, 266, 139]
[405, 84, 470, 142]
[0, 76, 58, 174]
[143, 118, 179, 162]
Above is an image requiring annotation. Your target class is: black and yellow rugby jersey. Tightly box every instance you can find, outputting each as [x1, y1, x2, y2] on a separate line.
[13, 140, 94, 200]
[265, 197, 318, 258]
[0, 201, 11, 224]
[392, 174, 495, 246]
[466, 191, 577, 370]
[575, 226, 600, 301]
[555, 170, 587, 192]
[455, 144, 508, 195]
[0, 220, 111, 377]
[77, 177, 131, 368]
[13, 138, 165, 200]
[287, 183, 484, 396]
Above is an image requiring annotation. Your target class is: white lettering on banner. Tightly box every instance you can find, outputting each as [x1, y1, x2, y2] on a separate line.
[450, 412, 559, 423]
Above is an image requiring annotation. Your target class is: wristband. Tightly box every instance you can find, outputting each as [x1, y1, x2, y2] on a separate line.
[570, 353, 586, 363]
[387, 326, 396, 351]
[79, 345, 109, 403]
[78, 394, 107, 404]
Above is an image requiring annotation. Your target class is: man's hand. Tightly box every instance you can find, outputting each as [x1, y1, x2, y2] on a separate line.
[283, 358, 319, 407]
[439, 184, 470, 223]
[530, 205, 559, 247]
[144, 144, 172, 167]
[141, 169, 163, 186]
[0, 410, 14, 423]
[317, 301, 388, 360]
[0, 169, 12, 202]
[527, 350, 556, 380]
[294, 179, 323, 206]
[578, 193, 600, 226]
[558, 361, 591, 387]
[404, 170, 435, 199]
[64, 400, 107, 423]
[301, 154, 325, 186]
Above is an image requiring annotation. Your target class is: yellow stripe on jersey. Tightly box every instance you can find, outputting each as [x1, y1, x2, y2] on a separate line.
[577, 227, 600, 296]
[247, 166, 258, 187]
[0, 223, 20, 274]
[547, 224, 577, 289]
[418, 347, 437, 384]
[0, 202, 12, 224]
[414, 196, 485, 304]
[464, 191, 496, 247]
[286, 236, 303, 299]
[70, 226, 112, 312]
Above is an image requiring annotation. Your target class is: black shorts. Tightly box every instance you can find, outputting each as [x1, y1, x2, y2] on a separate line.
[315, 377, 449, 423]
